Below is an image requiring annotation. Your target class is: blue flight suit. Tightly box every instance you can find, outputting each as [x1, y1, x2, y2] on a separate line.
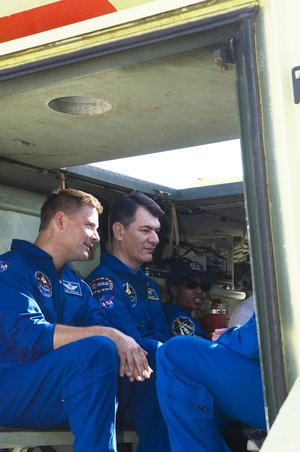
[156, 314, 266, 452]
[86, 252, 171, 452]
[0, 240, 118, 452]
[164, 304, 207, 338]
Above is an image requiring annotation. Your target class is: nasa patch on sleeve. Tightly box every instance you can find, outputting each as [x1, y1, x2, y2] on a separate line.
[89, 277, 114, 295]
[99, 294, 115, 309]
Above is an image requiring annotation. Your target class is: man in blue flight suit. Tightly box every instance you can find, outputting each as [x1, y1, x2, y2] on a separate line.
[156, 312, 266, 451]
[0, 188, 152, 452]
[86, 190, 171, 452]
[164, 258, 210, 338]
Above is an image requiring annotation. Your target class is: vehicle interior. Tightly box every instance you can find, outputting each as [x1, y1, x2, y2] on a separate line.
[0, 23, 250, 311]
[0, 14, 262, 451]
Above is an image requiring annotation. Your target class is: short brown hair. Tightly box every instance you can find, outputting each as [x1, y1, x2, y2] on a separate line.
[39, 188, 103, 231]
[110, 190, 164, 231]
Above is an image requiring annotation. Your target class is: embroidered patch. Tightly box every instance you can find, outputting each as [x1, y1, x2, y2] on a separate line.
[35, 271, 52, 297]
[0, 261, 9, 272]
[123, 282, 137, 308]
[172, 316, 195, 336]
[99, 295, 114, 309]
[90, 277, 114, 295]
[147, 287, 159, 301]
[62, 280, 82, 296]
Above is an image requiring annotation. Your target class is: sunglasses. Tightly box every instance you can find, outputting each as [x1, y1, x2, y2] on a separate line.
[180, 279, 210, 292]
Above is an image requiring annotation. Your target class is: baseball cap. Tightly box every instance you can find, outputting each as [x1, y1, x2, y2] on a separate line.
[166, 259, 210, 291]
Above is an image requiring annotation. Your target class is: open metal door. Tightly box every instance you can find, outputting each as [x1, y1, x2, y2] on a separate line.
[234, 17, 287, 426]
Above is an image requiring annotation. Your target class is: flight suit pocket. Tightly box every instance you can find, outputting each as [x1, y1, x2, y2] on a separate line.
[157, 378, 214, 419]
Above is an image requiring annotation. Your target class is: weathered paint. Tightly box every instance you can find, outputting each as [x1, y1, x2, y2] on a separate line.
[0, 0, 191, 45]
[0, 0, 257, 66]
[0, 0, 205, 55]
[0, 0, 116, 43]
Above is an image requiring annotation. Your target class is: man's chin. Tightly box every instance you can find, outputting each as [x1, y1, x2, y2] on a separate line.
[143, 254, 154, 263]
[76, 250, 90, 261]
[82, 246, 92, 259]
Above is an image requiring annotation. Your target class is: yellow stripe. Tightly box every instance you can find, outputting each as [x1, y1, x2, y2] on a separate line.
[109, 0, 153, 9]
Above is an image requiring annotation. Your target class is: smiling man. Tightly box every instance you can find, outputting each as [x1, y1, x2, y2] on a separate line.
[86, 190, 171, 452]
[0, 188, 151, 452]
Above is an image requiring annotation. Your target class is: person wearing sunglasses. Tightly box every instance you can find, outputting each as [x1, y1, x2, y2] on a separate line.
[164, 259, 211, 339]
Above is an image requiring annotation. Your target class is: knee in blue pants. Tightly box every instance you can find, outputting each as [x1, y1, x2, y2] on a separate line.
[0, 336, 119, 452]
[156, 336, 264, 452]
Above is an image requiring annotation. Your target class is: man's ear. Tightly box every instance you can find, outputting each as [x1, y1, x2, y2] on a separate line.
[54, 211, 66, 231]
[112, 222, 124, 241]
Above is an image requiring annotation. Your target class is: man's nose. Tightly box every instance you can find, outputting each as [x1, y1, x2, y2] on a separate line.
[92, 230, 100, 243]
[149, 230, 159, 244]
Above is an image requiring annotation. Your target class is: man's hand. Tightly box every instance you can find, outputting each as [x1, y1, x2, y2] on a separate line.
[106, 328, 152, 382]
[54, 324, 152, 382]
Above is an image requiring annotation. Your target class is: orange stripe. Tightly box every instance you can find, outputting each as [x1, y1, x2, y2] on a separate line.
[0, 0, 117, 43]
